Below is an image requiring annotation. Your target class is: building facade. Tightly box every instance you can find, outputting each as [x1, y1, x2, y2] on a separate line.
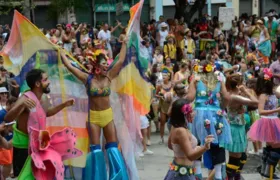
[0, 0, 279, 28]
[0, 0, 150, 29]
[150, 0, 280, 21]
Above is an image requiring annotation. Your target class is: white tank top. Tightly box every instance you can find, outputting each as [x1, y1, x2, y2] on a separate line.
[172, 135, 198, 158]
[259, 30, 265, 43]
[159, 30, 168, 47]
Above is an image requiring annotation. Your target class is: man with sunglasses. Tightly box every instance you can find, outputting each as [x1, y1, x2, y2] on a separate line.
[0, 66, 19, 97]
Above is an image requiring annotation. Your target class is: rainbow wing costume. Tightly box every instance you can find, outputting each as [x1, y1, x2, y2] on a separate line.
[0, 0, 152, 179]
[0, 10, 88, 179]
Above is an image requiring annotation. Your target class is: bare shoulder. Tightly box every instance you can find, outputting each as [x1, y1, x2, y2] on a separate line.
[259, 94, 267, 101]
[13, 95, 28, 112]
[175, 128, 189, 140]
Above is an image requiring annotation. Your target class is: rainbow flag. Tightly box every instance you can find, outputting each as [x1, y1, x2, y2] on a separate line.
[0, 11, 88, 179]
[110, 0, 151, 114]
[109, 0, 152, 179]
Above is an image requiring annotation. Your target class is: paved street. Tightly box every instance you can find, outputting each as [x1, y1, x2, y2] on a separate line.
[138, 125, 263, 180]
[3, 129, 266, 180]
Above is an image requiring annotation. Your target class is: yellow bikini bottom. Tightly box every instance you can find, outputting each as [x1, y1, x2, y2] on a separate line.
[89, 108, 113, 128]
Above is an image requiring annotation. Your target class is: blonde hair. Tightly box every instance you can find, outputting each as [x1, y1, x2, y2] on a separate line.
[197, 72, 218, 91]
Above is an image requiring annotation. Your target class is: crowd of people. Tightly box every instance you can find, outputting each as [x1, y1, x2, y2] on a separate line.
[1, 7, 280, 180]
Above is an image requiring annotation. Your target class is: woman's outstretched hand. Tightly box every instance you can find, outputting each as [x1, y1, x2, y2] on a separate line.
[204, 135, 214, 150]
[122, 36, 129, 45]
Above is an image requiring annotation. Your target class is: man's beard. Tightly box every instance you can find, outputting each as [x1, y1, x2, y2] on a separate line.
[43, 85, 50, 94]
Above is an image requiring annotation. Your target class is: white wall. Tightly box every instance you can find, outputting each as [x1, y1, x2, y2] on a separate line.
[163, 0, 175, 6]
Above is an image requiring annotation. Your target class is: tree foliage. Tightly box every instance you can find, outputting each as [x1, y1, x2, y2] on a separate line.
[174, 0, 207, 23]
[0, 0, 25, 15]
[48, 0, 86, 20]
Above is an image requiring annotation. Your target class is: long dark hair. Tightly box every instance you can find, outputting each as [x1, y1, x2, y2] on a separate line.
[246, 78, 257, 91]
[256, 72, 273, 96]
[170, 99, 189, 128]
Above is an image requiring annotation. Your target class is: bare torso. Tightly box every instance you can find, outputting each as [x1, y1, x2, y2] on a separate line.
[171, 128, 194, 166]
[17, 110, 29, 134]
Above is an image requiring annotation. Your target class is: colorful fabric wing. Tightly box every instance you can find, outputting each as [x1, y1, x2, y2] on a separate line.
[0, 10, 88, 179]
[109, 0, 153, 179]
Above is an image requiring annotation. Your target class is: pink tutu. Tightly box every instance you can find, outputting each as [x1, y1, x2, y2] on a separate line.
[248, 116, 280, 143]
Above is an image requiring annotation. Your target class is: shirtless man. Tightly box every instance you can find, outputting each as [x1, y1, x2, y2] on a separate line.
[5, 69, 76, 178]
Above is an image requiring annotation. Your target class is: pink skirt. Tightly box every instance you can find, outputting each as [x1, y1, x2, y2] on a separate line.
[248, 116, 280, 143]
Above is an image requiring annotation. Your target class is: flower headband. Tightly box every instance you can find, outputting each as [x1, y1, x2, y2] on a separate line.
[193, 63, 214, 73]
[92, 50, 108, 61]
[181, 104, 193, 115]
[263, 68, 273, 81]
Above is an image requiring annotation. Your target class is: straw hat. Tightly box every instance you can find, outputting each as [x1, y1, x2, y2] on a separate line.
[166, 34, 175, 41]
[257, 20, 264, 25]
[184, 28, 190, 34]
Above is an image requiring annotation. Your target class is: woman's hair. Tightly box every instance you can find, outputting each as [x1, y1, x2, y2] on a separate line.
[226, 73, 243, 91]
[218, 34, 225, 41]
[235, 55, 242, 63]
[170, 99, 189, 128]
[199, 59, 209, 66]
[196, 60, 217, 90]
[247, 60, 255, 68]
[151, 63, 158, 74]
[173, 84, 185, 96]
[180, 62, 187, 69]
[6, 96, 17, 106]
[246, 78, 257, 91]
[237, 31, 244, 38]
[252, 16, 258, 25]
[256, 72, 274, 96]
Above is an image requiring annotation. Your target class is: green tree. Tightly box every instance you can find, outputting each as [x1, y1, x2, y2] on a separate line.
[0, 0, 24, 15]
[48, 0, 86, 20]
[174, 0, 207, 23]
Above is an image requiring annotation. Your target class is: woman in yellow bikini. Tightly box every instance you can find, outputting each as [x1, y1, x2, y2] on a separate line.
[249, 17, 261, 48]
[174, 62, 191, 86]
[61, 40, 129, 180]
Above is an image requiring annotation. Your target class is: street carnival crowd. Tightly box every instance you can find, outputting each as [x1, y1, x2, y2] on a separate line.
[1, 8, 280, 180]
